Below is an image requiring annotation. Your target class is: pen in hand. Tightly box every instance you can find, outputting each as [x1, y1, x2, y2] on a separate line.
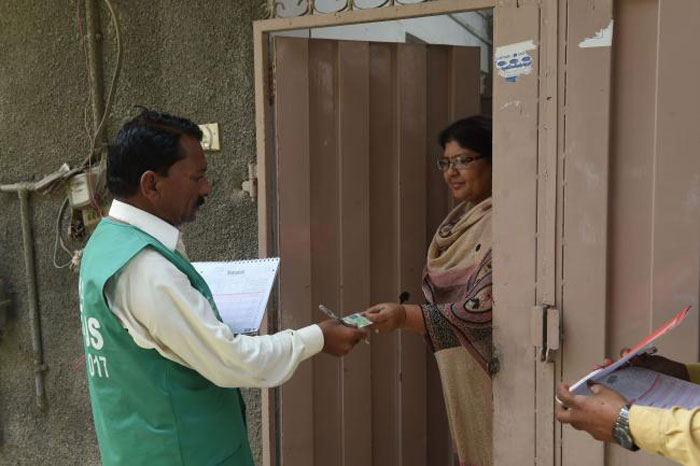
[318, 304, 344, 324]
[318, 304, 370, 345]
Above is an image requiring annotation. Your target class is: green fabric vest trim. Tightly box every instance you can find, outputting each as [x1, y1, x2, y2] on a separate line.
[79, 218, 253, 466]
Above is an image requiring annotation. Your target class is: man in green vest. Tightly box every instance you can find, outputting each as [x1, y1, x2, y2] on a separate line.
[79, 108, 367, 466]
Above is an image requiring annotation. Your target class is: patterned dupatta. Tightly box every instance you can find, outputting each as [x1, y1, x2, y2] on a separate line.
[422, 197, 494, 374]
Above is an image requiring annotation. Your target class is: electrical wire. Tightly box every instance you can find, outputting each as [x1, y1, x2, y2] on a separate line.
[53, 0, 122, 269]
[53, 198, 74, 269]
[86, 0, 122, 218]
[77, 0, 123, 225]
[76, 0, 103, 226]
[85, 0, 122, 167]
[76, 0, 94, 148]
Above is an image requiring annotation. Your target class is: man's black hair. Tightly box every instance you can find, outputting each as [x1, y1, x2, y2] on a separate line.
[438, 115, 492, 160]
[107, 108, 203, 197]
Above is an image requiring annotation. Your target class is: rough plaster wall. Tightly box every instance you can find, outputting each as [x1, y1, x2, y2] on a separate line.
[0, 1, 265, 465]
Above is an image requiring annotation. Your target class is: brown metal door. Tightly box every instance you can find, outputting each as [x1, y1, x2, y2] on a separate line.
[493, 1, 700, 466]
[492, 2, 616, 466]
[558, 1, 700, 465]
[490, 3, 542, 466]
[604, 1, 700, 465]
[272, 36, 481, 466]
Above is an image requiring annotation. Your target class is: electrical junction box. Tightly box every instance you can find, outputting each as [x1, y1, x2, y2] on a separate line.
[67, 166, 102, 209]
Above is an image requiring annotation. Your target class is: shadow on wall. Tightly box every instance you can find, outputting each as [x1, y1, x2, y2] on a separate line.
[0, 280, 11, 340]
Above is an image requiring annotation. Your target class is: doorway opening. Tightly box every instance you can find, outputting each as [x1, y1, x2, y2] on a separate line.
[260, 8, 495, 466]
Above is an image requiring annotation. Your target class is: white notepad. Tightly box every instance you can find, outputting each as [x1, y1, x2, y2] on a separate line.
[192, 258, 280, 334]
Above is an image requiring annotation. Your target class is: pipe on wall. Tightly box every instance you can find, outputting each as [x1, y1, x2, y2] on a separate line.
[0, 0, 115, 412]
[0, 182, 48, 411]
[18, 189, 48, 412]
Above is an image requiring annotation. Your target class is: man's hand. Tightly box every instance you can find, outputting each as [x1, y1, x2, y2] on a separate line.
[630, 354, 689, 381]
[318, 320, 368, 357]
[555, 383, 627, 442]
[363, 303, 406, 333]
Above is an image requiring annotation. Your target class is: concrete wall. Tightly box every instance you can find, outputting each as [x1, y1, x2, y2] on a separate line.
[0, 1, 264, 465]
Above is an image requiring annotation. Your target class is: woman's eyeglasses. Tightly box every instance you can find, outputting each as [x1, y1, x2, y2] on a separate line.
[436, 154, 485, 171]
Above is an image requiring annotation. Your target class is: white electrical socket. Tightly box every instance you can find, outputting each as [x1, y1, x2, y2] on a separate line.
[198, 123, 220, 151]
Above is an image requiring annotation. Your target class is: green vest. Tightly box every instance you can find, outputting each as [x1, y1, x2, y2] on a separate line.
[79, 218, 254, 466]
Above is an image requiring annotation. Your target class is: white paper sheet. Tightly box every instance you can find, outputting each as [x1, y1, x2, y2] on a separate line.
[192, 258, 280, 334]
[574, 367, 700, 410]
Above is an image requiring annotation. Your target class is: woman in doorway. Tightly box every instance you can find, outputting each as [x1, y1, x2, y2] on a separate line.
[364, 116, 494, 466]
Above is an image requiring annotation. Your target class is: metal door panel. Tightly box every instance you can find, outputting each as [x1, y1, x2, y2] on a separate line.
[491, 3, 540, 465]
[608, 1, 700, 463]
[273, 36, 482, 466]
[308, 38, 343, 466]
[608, 0, 659, 378]
[396, 43, 429, 466]
[560, 1, 614, 465]
[337, 40, 373, 466]
[275, 37, 315, 466]
[647, 0, 700, 359]
[368, 41, 402, 466]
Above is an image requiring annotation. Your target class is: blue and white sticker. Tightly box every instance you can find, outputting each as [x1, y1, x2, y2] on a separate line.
[494, 40, 536, 83]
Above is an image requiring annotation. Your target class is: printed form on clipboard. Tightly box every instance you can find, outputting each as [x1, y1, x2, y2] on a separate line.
[192, 258, 280, 335]
[567, 306, 700, 410]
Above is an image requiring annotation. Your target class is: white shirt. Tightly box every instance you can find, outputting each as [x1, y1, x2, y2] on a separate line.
[103, 200, 324, 388]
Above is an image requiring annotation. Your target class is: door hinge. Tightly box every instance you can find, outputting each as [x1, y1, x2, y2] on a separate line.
[530, 304, 560, 362]
[241, 163, 258, 202]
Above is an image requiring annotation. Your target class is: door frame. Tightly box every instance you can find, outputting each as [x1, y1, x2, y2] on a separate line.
[252, 2, 558, 466]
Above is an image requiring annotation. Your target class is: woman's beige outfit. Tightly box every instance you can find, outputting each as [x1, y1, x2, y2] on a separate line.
[421, 197, 494, 466]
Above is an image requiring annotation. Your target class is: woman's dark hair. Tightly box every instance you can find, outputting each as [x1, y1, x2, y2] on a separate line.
[107, 108, 203, 197]
[438, 115, 492, 160]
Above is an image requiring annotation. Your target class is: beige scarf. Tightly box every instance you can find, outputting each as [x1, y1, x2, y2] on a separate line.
[426, 198, 492, 280]
[422, 197, 493, 371]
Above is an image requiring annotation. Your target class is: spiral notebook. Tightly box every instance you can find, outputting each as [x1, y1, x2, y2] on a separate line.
[192, 258, 280, 334]
[568, 306, 691, 395]
[561, 306, 696, 409]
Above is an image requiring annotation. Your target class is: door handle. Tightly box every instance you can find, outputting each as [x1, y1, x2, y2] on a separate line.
[530, 304, 560, 362]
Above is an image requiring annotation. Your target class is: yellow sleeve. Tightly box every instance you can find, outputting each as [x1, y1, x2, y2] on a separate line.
[686, 364, 700, 384]
[630, 405, 700, 466]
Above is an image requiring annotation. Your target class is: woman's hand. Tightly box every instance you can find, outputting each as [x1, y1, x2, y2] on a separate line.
[363, 303, 406, 333]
